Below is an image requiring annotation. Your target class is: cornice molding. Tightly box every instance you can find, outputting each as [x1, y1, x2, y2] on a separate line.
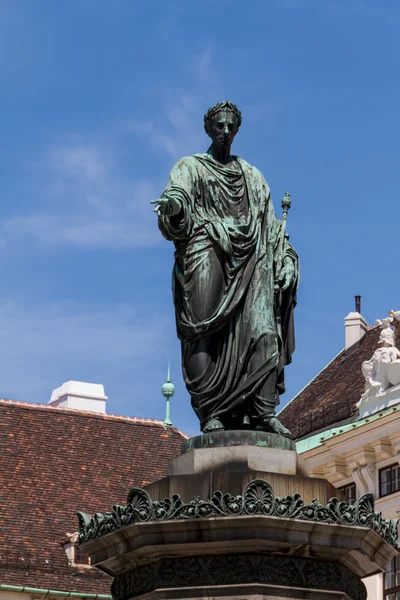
[77, 478, 398, 548]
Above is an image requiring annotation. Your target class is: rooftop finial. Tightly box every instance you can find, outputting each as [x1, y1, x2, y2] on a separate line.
[162, 363, 174, 426]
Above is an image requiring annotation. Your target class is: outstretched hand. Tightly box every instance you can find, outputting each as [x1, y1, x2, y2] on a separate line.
[150, 195, 182, 217]
[278, 259, 295, 292]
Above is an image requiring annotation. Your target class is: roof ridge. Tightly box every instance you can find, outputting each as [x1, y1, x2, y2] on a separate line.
[278, 346, 345, 416]
[279, 320, 387, 418]
[0, 399, 189, 437]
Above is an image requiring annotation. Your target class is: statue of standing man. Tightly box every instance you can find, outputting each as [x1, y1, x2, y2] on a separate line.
[151, 101, 298, 437]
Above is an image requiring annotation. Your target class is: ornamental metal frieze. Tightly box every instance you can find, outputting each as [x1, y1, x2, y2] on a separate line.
[77, 478, 398, 547]
[110, 553, 367, 600]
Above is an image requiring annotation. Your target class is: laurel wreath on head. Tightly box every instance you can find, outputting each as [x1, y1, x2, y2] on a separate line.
[204, 101, 242, 135]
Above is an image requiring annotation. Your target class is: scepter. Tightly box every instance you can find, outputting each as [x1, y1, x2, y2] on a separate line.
[274, 190, 292, 291]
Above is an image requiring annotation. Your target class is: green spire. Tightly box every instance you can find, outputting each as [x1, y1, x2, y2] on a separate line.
[162, 363, 174, 426]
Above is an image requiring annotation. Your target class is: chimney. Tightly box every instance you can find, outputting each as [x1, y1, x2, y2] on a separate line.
[48, 381, 107, 413]
[344, 295, 368, 351]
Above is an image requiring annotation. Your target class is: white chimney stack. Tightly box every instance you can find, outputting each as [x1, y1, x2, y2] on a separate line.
[48, 381, 107, 413]
[345, 295, 367, 350]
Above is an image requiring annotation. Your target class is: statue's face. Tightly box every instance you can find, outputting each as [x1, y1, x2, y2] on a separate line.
[209, 110, 238, 148]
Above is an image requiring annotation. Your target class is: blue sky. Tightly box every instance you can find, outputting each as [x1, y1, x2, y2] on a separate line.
[1, 0, 400, 436]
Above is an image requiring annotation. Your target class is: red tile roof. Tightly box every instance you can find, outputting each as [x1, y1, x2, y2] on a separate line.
[279, 322, 400, 440]
[1, 400, 187, 594]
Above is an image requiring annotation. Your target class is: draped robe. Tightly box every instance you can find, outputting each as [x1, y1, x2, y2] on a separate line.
[159, 153, 298, 430]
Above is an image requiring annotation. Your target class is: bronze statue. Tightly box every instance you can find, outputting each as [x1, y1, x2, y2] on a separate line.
[151, 101, 298, 436]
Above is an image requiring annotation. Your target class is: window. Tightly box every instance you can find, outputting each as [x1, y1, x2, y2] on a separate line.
[338, 483, 356, 505]
[384, 556, 400, 598]
[74, 546, 90, 566]
[380, 465, 400, 497]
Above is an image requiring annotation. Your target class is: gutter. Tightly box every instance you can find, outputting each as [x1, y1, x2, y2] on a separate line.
[0, 585, 111, 599]
[296, 403, 400, 454]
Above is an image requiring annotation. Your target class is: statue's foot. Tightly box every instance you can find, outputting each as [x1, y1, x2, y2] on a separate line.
[262, 416, 292, 439]
[242, 413, 250, 428]
[203, 418, 225, 433]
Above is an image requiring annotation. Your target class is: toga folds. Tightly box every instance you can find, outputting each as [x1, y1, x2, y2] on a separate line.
[158, 153, 299, 430]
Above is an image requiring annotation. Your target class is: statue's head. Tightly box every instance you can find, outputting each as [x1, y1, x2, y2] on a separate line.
[378, 319, 395, 347]
[204, 101, 242, 148]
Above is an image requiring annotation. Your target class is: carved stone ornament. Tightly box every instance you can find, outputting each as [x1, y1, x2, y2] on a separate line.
[77, 479, 398, 548]
[110, 553, 367, 600]
[360, 313, 400, 402]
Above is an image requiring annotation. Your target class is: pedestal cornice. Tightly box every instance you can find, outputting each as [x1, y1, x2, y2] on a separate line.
[78, 479, 398, 579]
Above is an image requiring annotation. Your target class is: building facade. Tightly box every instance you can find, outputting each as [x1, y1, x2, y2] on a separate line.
[280, 305, 400, 600]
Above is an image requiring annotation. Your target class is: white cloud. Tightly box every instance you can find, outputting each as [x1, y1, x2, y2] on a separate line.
[1, 138, 161, 248]
[51, 143, 104, 178]
[2, 212, 157, 248]
[195, 46, 219, 88]
[129, 47, 224, 161]
[1, 48, 223, 249]
[129, 97, 208, 162]
[0, 300, 170, 403]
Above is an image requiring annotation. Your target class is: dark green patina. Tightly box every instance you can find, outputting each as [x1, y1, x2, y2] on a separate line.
[77, 478, 398, 548]
[181, 430, 296, 454]
[151, 101, 299, 437]
[111, 554, 367, 600]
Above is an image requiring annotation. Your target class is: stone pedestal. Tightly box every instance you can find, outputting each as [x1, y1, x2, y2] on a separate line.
[145, 431, 336, 506]
[78, 432, 398, 600]
[170, 430, 301, 475]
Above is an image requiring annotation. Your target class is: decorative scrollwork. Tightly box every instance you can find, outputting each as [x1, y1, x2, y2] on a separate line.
[126, 487, 152, 522]
[243, 479, 274, 515]
[274, 493, 304, 517]
[326, 497, 357, 525]
[211, 490, 242, 515]
[110, 553, 367, 600]
[77, 478, 398, 548]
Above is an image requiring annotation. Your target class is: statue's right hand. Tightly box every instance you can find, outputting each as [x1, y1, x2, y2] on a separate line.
[150, 195, 182, 217]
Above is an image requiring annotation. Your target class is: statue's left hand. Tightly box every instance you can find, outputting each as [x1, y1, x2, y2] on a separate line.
[278, 258, 295, 292]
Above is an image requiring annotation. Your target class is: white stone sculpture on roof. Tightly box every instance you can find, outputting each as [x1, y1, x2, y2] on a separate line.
[357, 310, 400, 418]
